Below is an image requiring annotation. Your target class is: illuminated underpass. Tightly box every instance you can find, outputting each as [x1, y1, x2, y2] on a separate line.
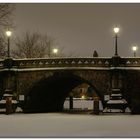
[23, 72, 100, 113]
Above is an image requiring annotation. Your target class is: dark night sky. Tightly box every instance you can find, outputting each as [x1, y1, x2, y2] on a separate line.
[13, 3, 140, 57]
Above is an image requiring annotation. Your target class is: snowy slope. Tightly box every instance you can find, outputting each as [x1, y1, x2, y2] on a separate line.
[0, 113, 139, 137]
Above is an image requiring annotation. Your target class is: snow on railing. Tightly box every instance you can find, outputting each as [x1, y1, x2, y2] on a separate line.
[12, 57, 112, 68]
[1, 57, 140, 70]
[121, 57, 140, 67]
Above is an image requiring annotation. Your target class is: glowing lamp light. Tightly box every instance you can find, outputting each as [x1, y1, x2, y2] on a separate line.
[6, 30, 12, 37]
[132, 46, 137, 51]
[113, 27, 120, 34]
[53, 48, 58, 54]
[132, 45, 138, 57]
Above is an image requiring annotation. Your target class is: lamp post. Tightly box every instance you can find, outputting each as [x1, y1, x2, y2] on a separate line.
[6, 29, 12, 58]
[113, 26, 120, 56]
[5, 29, 13, 114]
[132, 46, 138, 57]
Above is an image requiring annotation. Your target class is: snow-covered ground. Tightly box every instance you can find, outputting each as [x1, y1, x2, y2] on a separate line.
[0, 113, 140, 137]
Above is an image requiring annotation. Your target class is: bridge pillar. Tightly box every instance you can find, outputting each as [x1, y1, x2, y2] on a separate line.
[2, 70, 18, 97]
[3, 58, 17, 97]
[111, 70, 120, 89]
[111, 71, 124, 93]
[112, 56, 121, 67]
[4, 58, 14, 69]
[4, 73, 12, 90]
[111, 56, 123, 90]
[69, 95, 73, 110]
[93, 96, 100, 115]
[6, 94, 13, 115]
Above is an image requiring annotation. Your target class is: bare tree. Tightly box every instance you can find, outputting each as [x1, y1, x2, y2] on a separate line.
[12, 31, 54, 58]
[0, 33, 7, 58]
[0, 4, 15, 59]
[0, 4, 14, 27]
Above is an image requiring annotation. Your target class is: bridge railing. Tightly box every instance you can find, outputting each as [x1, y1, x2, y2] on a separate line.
[1, 57, 140, 70]
[121, 57, 140, 67]
[12, 57, 112, 69]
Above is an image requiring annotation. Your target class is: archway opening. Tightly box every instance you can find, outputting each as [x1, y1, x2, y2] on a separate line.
[23, 72, 102, 113]
[63, 83, 103, 113]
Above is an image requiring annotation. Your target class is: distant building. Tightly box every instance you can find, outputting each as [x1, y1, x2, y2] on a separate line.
[72, 83, 90, 98]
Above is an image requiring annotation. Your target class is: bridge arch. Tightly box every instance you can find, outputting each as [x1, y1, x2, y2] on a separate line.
[23, 72, 101, 113]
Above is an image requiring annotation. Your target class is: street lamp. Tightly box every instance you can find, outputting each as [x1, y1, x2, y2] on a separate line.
[132, 45, 138, 57]
[52, 48, 58, 57]
[6, 29, 12, 58]
[113, 26, 120, 56]
[5, 29, 13, 107]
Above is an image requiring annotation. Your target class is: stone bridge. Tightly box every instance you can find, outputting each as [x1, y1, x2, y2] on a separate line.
[0, 56, 140, 113]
